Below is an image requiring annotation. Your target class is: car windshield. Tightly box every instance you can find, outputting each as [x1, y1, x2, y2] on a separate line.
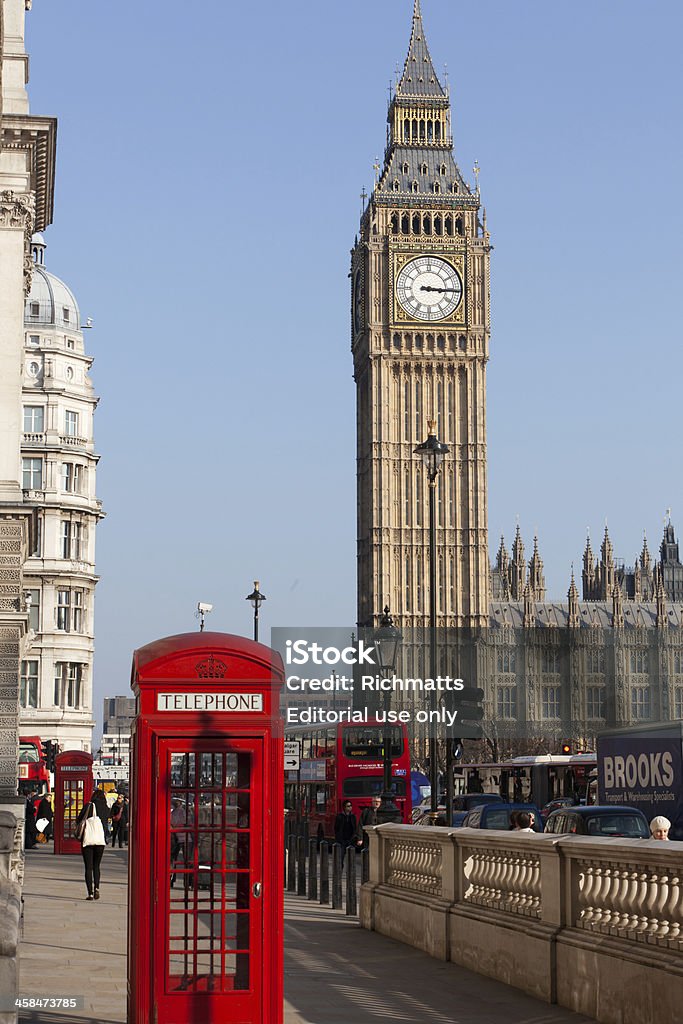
[484, 808, 518, 829]
[585, 814, 649, 838]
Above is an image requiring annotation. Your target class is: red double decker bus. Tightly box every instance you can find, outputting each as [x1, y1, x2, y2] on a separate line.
[284, 720, 412, 841]
[18, 736, 50, 798]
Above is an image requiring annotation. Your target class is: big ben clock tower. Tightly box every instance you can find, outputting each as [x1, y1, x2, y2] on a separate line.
[352, 0, 491, 635]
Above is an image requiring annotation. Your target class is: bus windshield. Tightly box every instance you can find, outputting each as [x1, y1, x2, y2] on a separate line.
[342, 726, 403, 758]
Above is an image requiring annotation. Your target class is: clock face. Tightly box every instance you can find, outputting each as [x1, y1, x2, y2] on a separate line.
[353, 270, 363, 333]
[395, 256, 463, 321]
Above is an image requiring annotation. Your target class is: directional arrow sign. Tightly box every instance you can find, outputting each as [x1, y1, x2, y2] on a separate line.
[284, 741, 300, 771]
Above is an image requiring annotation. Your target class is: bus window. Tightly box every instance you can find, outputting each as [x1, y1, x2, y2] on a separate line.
[342, 726, 403, 758]
[342, 777, 407, 798]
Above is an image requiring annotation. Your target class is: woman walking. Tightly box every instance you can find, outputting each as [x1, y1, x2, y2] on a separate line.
[76, 798, 106, 900]
[109, 793, 128, 848]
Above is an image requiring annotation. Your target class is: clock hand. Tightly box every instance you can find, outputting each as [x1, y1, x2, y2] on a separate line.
[419, 285, 457, 293]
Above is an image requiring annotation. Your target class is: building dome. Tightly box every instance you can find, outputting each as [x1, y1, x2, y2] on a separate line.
[25, 250, 81, 330]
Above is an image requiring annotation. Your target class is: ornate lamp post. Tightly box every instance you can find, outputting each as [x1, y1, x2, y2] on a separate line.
[373, 606, 403, 823]
[245, 581, 266, 642]
[414, 420, 449, 812]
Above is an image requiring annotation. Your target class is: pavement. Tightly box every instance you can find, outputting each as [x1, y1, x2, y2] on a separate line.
[17, 844, 594, 1024]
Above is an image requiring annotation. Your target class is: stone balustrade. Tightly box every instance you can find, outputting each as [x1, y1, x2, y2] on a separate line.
[360, 825, 683, 1024]
[0, 811, 22, 1024]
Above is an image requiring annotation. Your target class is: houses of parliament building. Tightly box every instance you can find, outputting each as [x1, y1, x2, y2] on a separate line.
[351, 1, 682, 750]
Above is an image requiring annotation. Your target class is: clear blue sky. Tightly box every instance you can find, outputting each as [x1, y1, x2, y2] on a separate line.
[24, 1, 683, 730]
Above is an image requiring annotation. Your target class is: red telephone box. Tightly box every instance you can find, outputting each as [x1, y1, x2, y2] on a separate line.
[54, 750, 93, 855]
[128, 631, 284, 1024]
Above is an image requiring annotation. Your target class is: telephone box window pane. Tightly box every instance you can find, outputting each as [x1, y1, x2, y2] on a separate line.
[199, 752, 223, 787]
[198, 793, 223, 828]
[226, 792, 250, 828]
[225, 913, 250, 951]
[225, 833, 250, 868]
[171, 753, 195, 788]
[171, 794, 195, 827]
[225, 954, 250, 989]
[225, 753, 250, 789]
[64, 780, 84, 839]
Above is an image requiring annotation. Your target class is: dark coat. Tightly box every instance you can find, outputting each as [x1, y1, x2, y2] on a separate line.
[91, 791, 110, 831]
[109, 800, 128, 826]
[37, 796, 53, 822]
[334, 811, 357, 845]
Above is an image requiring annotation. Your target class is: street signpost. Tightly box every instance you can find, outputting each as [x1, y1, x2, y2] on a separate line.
[284, 741, 300, 771]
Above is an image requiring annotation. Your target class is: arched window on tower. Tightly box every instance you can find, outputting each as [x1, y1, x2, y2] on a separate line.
[419, 119, 426, 142]
[416, 468, 423, 527]
[402, 161, 409, 175]
[404, 380, 410, 440]
[415, 379, 422, 435]
[451, 181, 459, 194]
[444, 214, 453, 235]
[411, 181, 419, 194]
[390, 212, 399, 234]
[434, 214, 443, 236]
[405, 555, 412, 610]
[412, 213, 421, 234]
[393, 180, 400, 192]
[423, 214, 432, 235]
[412, 120, 418, 142]
[401, 213, 410, 234]
[404, 467, 411, 522]
[416, 553, 423, 611]
[455, 215, 464, 236]
[420, 163, 428, 175]
[440, 163, 447, 176]
[435, 121, 441, 142]
[427, 120, 433, 143]
[433, 181, 441, 194]
[404, 119, 410, 142]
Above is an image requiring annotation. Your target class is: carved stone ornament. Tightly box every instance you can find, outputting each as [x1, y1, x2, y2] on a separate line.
[0, 190, 36, 295]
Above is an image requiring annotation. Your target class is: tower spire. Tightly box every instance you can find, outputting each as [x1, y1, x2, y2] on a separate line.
[397, 0, 445, 98]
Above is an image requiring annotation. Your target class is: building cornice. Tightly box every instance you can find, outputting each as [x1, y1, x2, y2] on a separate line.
[1, 115, 57, 231]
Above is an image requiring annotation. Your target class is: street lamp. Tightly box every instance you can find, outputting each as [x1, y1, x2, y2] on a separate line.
[414, 420, 450, 813]
[245, 581, 266, 642]
[373, 606, 402, 823]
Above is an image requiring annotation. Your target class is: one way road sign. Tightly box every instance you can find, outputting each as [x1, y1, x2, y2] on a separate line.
[284, 741, 300, 771]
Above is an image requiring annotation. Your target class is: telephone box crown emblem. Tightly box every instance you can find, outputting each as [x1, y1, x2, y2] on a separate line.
[195, 654, 228, 679]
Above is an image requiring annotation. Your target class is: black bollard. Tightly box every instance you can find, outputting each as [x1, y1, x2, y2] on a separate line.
[319, 842, 330, 904]
[332, 843, 343, 909]
[307, 839, 318, 900]
[297, 835, 307, 896]
[346, 847, 357, 915]
[361, 847, 369, 884]
[287, 835, 296, 892]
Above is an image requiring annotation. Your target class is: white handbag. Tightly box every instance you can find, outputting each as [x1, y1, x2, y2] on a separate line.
[82, 811, 105, 846]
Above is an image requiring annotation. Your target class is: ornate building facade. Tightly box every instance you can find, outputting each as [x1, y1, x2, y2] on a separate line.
[18, 235, 102, 751]
[353, 1, 683, 751]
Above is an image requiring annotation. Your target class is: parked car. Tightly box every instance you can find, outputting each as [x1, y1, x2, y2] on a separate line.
[540, 796, 577, 823]
[544, 805, 649, 838]
[461, 802, 543, 832]
[413, 808, 469, 828]
[453, 793, 504, 812]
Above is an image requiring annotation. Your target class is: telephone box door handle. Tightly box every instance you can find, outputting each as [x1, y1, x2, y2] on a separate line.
[253, 882, 262, 898]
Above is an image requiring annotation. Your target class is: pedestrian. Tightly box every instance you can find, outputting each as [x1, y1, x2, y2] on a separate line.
[355, 795, 381, 848]
[650, 815, 671, 840]
[334, 801, 357, 855]
[109, 793, 128, 848]
[90, 787, 111, 844]
[76, 799, 106, 900]
[515, 811, 534, 832]
[36, 792, 53, 841]
[24, 793, 38, 849]
[509, 810, 519, 830]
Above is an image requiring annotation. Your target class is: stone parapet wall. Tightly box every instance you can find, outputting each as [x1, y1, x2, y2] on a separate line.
[360, 824, 683, 1024]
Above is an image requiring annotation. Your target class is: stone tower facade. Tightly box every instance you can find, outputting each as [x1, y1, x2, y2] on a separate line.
[352, 0, 491, 633]
[0, 0, 56, 803]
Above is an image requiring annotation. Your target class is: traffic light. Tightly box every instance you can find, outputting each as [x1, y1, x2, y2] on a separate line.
[43, 739, 57, 773]
[454, 686, 485, 739]
[561, 741, 572, 755]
